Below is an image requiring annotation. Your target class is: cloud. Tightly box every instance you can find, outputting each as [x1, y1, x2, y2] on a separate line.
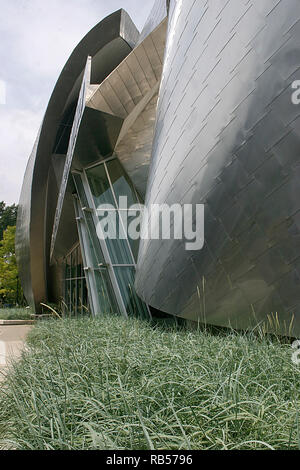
[0, 0, 154, 204]
[0, 107, 41, 204]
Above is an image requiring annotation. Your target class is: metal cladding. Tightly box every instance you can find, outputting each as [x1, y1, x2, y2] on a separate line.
[16, 0, 300, 336]
[135, 0, 300, 336]
[16, 10, 140, 311]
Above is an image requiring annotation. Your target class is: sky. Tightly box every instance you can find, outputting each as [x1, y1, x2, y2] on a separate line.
[0, 0, 154, 205]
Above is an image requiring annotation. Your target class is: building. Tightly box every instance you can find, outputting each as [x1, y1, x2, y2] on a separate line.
[16, 0, 300, 336]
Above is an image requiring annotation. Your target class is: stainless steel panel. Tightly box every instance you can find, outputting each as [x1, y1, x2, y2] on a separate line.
[87, 18, 167, 196]
[138, 0, 168, 44]
[87, 20, 167, 118]
[16, 10, 140, 311]
[136, 0, 300, 336]
[114, 92, 159, 198]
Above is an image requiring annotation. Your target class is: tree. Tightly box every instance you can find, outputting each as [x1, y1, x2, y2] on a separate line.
[0, 202, 18, 240]
[0, 226, 22, 305]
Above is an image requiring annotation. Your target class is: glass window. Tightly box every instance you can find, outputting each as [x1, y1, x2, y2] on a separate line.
[121, 211, 142, 262]
[64, 279, 71, 313]
[73, 173, 89, 208]
[84, 211, 105, 267]
[97, 212, 133, 265]
[86, 164, 116, 209]
[73, 161, 149, 319]
[94, 269, 119, 315]
[73, 173, 106, 266]
[114, 266, 149, 318]
[65, 255, 71, 279]
[76, 249, 83, 278]
[71, 187, 120, 316]
[82, 281, 88, 314]
[63, 244, 90, 316]
[106, 159, 139, 208]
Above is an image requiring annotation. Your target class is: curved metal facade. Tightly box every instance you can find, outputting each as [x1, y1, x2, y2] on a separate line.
[17, 0, 300, 336]
[16, 10, 140, 311]
[135, 0, 300, 336]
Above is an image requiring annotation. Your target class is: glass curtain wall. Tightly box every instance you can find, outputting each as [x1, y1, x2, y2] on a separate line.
[73, 158, 150, 319]
[72, 174, 120, 316]
[63, 244, 89, 316]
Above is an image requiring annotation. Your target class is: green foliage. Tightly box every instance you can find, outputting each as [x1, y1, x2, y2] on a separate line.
[0, 202, 18, 240]
[0, 316, 299, 450]
[0, 226, 22, 305]
[0, 308, 32, 320]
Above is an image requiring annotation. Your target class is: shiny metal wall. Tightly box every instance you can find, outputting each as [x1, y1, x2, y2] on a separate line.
[16, 6, 167, 313]
[16, 10, 140, 311]
[114, 93, 159, 198]
[137, 0, 168, 44]
[135, 0, 300, 336]
[17, 0, 300, 335]
[86, 17, 167, 196]
[15, 134, 40, 308]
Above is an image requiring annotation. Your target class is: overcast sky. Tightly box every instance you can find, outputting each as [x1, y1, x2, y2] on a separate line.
[0, 0, 154, 205]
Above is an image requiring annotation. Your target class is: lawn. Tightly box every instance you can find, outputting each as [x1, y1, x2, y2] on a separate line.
[0, 315, 299, 450]
[0, 307, 32, 320]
